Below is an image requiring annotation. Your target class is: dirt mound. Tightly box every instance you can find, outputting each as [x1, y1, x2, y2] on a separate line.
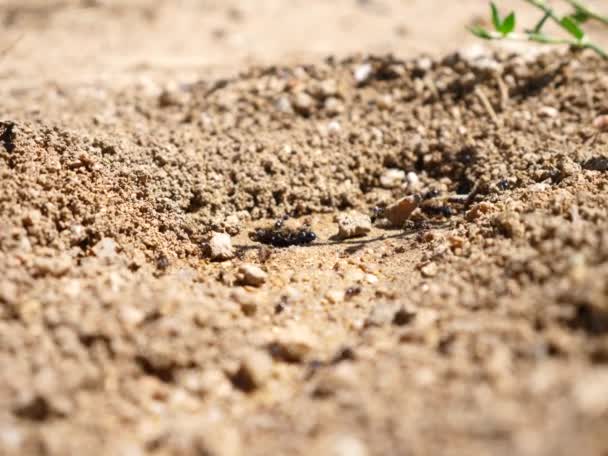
[1, 48, 608, 455]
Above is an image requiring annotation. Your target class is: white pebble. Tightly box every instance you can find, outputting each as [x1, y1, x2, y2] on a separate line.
[208, 232, 234, 261]
[380, 169, 406, 189]
[354, 63, 373, 85]
[237, 264, 268, 287]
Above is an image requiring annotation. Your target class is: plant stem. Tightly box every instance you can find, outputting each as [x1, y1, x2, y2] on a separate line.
[522, 0, 562, 27]
[563, 0, 608, 26]
[521, 0, 608, 58]
[473, 29, 608, 58]
[532, 11, 551, 33]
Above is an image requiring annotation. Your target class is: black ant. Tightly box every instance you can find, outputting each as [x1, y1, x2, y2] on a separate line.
[250, 215, 316, 248]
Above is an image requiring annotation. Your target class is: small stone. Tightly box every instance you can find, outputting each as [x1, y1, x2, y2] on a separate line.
[384, 196, 419, 227]
[92, 237, 118, 260]
[376, 94, 393, 110]
[208, 232, 234, 261]
[281, 286, 303, 303]
[558, 157, 580, 177]
[0, 423, 24, 453]
[364, 274, 378, 284]
[327, 120, 342, 135]
[573, 369, 608, 417]
[325, 289, 345, 304]
[222, 214, 241, 236]
[493, 212, 525, 238]
[319, 79, 338, 97]
[317, 433, 368, 456]
[230, 289, 261, 316]
[313, 363, 359, 396]
[324, 98, 344, 115]
[529, 182, 550, 192]
[22, 210, 41, 228]
[379, 169, 406, 189]
[343, 269, 365, 282]
[15, 300, 41, 323]
[366, 301, 400, 327]
[237, 264, 267, 287]
[275, 96, 293, 113]
[334, 211, 372, 240]
[274, 323, 318, 362]
[293, 92, 314, 115]
[231, 349, 273, 392]
[158, 88, 185, 108]
[465, 201, 496, 221]
[69, 224, 86, 244]
[420, 262, 438, 278]
[119, 305, 146, 328]
[593, 114, 608, 131]
[31, 255, 72, 277]
[354, 63, 373, 85]
[406, 171, 420, 190]
[538, 106, 559, 118]
[0, 281, 18, 305]
[415, 57, 433, 72]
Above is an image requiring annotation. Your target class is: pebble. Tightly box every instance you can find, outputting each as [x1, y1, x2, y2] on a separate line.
[334, 211, 372, 240]
[208, 232, 234, 261]
[415, 57, 433, 72]
[158, 88, 185, 108]
[573, 369, 608, 417]
[281, 286, 303, 303]
[538, 106, 559, 118]
[354, 63, 373, 85]
[364, 274, 378, 284]
[379, 168, 406, 189]
[593, 114, 608, 131]
[324, 98, 344, 115]
[313, 363, 359, 395]
[327, 120, 342, 135]
[119, 305, 146, 328]
[318, 433, 368, 456]
[275, 96, 293, 113]
[420, 262, 438, 278]
[230, 289, 261, 316]
[0, 424, 24, 452]
[92, 237, 118, 260]
[406, 171, 421, 190]
[465, 201, 496, 221]
[365, 301, 400, 327]
[0, 281, 18, 305]
[293, 92, 314, 115]
[237, 264, 267, 287]
[31, 255, 72, 277]
[222, 214, 241, 235]
[275, 323, 318, 361]
[233, 349, 273, 391]
[326, 289, 345, 304]
[384, 195, 419, 227]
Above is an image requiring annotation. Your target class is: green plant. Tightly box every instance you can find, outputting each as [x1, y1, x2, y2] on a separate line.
[470, 0, 608, 59]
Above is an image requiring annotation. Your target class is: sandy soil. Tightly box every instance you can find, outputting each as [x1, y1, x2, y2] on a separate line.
[1, 1, 608, 455]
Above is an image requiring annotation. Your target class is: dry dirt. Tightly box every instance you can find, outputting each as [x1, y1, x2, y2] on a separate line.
[1, 1, 608, 455]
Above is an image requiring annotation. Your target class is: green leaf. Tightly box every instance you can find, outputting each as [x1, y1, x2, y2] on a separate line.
[469, 25, 494, 40]
[501, 12, 516, 35]
[491, 2, 502, 31]
[561, 16, 585, 41]
[571, 8, 590, 24]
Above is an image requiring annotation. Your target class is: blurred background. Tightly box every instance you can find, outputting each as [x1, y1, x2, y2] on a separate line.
[1, 0, 608, 87]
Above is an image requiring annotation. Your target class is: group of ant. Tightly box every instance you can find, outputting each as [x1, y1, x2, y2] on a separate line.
[249, 187, 461, 248]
